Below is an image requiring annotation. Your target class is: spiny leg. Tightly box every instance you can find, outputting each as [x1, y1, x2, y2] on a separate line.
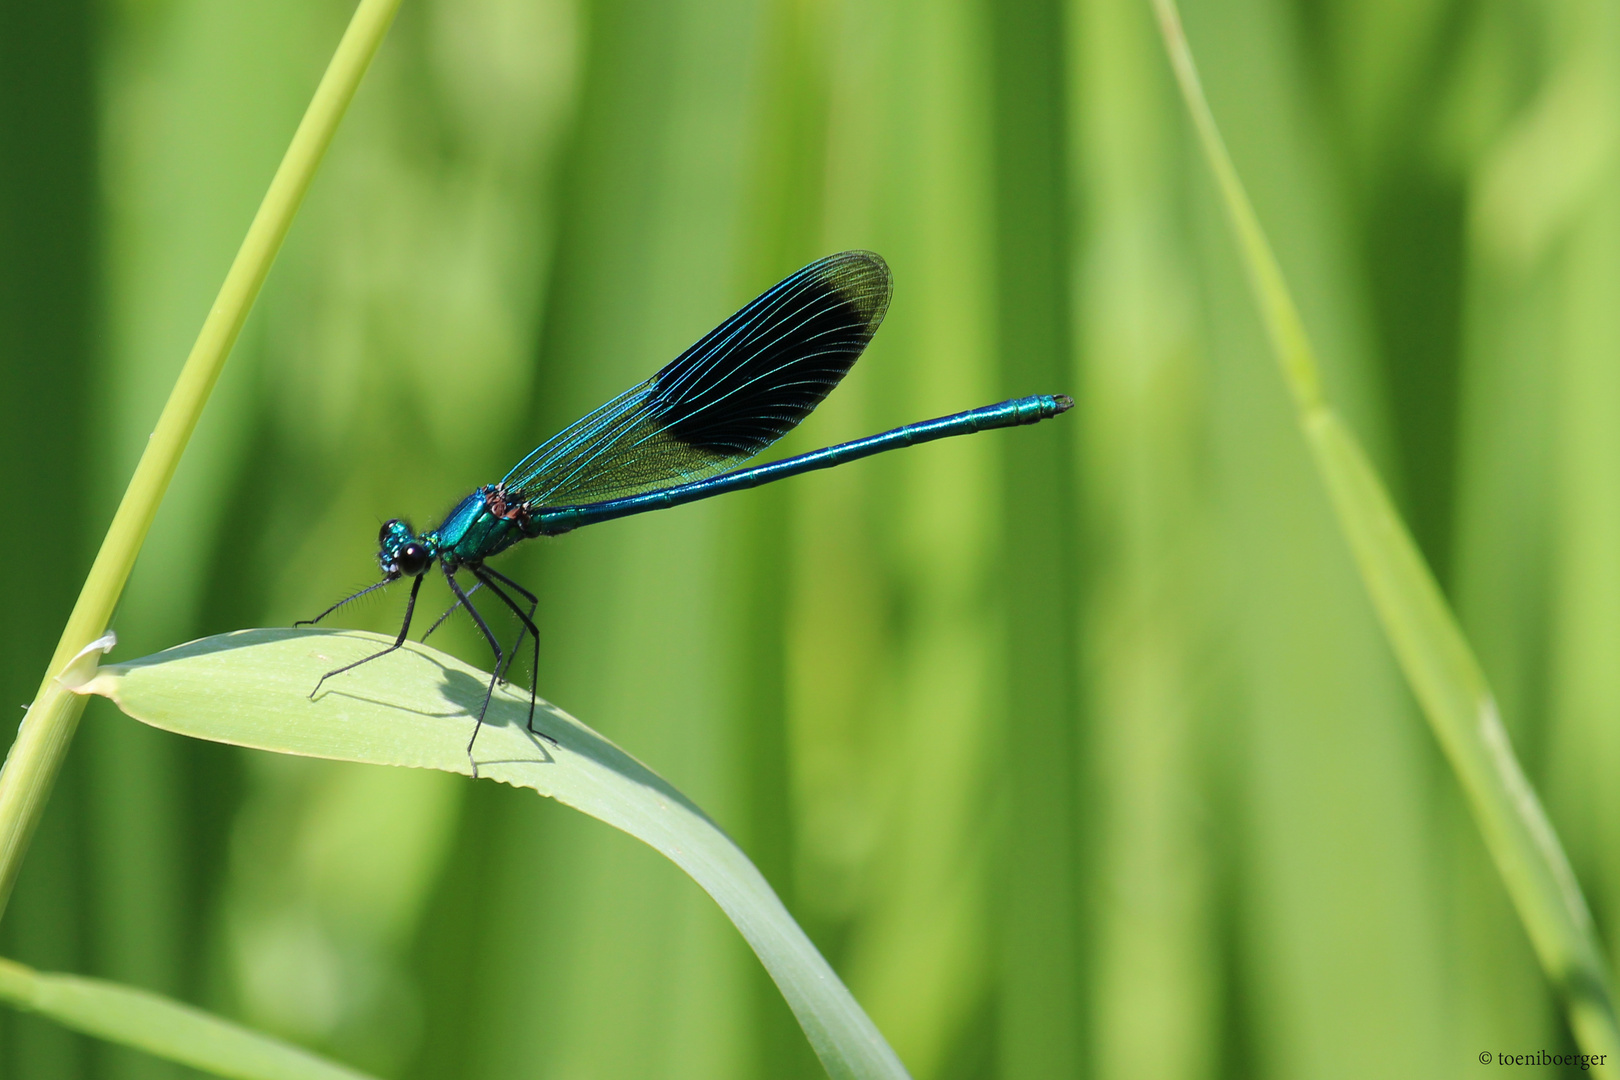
[310, 574, 423, 696]
[419, 581, 519, 688]
[442, 565, 504, 773]
[467, 568, 532, 687]
[296, 577, 395, 628]
[471, 565, 549, 743]
[479, 565, 538, 689]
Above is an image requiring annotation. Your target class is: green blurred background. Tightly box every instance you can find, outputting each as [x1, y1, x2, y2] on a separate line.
[2, 0, 1616, 1075]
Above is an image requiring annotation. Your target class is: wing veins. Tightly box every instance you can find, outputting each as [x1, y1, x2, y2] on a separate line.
[504, 252, 890, 508]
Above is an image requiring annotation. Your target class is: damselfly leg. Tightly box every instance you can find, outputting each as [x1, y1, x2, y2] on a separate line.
[470, 564, 545, 739]
[307, 573, 424, 697]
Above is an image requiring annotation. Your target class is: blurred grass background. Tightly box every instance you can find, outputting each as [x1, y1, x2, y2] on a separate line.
[0, 0, 1615, 1076]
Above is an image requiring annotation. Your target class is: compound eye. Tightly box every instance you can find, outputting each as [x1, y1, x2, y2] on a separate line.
[396, 542, 431, 577]
[379, 519, 405, 544]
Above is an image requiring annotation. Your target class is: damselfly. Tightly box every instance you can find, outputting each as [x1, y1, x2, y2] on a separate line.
[302, 251, 1071, 767]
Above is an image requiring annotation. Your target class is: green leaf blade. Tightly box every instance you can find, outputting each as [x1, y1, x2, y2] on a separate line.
[77, 628, 909, 1080]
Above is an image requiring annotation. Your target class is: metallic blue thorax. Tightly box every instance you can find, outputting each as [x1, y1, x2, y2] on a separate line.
[426, 488, 526, 569]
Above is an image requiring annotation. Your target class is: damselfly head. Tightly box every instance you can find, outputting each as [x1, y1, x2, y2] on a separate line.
[378, 518, 432, 579]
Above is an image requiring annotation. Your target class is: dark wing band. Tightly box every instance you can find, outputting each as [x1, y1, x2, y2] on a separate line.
[503, 251, 891, 508]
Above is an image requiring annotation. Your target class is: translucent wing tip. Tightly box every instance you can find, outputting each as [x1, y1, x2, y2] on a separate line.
[816, 250, 892, 335]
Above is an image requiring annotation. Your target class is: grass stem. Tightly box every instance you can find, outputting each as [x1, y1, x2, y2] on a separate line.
[0, 0, 403, 922]
[1150, 0, 1620, 1064]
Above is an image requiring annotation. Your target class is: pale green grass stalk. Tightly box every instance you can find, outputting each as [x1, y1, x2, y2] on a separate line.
[1149, 0, 1620, 1065]
[0, 957, 378, 1080]
[0, 0, 402, 921]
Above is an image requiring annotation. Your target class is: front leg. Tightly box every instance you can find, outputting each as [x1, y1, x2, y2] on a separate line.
[309, 574, 424, 695]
